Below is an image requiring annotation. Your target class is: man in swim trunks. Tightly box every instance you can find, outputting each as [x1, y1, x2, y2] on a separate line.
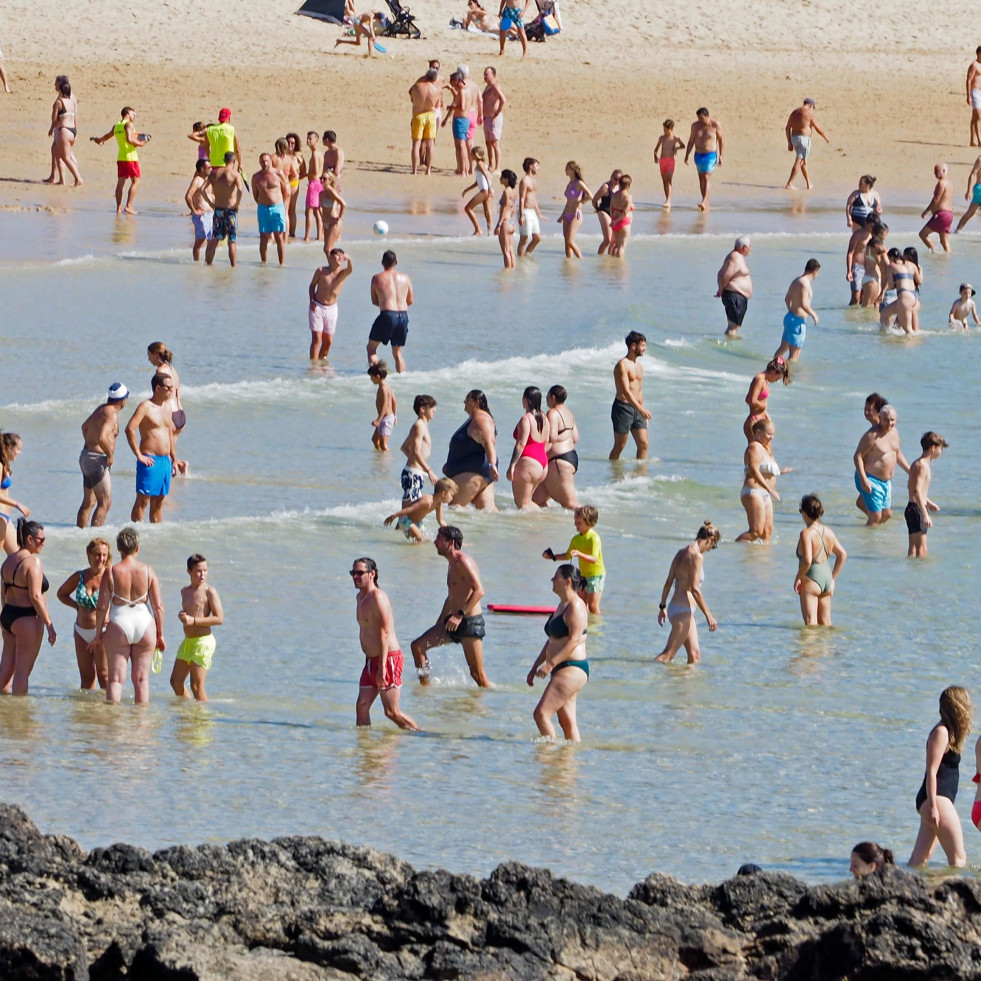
[716, 236, 753, 338]
[684, 107, 724, 210]
[125, 373, 187, 524]
[497, 0, 529, 56]
[775, 259, 820, 362]
[409, 68, 441, 175]
[955, 154, 981, 232]
[853, 403, 910, 527]
[308, 248, 353, 361]
[184, 159, 213, 261]
[410, 525, 491, 687]
[481, 66, 506, 172]
[609, 330, 652, 460]
[202, 151, 244, 267]
[919, 162, 954, 254]
[92, 106, 147, 214]
[250, 153, 290, 266]
[905, 431, 948, 558]
[967, 47, 981, 146]
[77, 382, 129, 528]
[517, 157, 544, 256]
[368, 249, 413, 373]
[784, 97, 829, 191]
[458, 65, 481, 157]
[304, 131, 324, 241]
[353, 557, 420, 729]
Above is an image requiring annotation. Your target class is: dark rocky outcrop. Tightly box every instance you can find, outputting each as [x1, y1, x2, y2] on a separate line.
[1, 801, 979, 979]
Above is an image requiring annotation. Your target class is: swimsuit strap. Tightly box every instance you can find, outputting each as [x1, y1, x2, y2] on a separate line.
[554, 408, 572, 435]
[3, 554, 29, 589]
[110, 564, 150, 606]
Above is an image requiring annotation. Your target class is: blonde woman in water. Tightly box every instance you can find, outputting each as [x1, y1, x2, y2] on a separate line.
[654, 521, 720, 664]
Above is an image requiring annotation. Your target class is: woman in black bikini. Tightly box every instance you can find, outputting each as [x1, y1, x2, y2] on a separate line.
[909, 685, 971, 868]
[44, 75, 82, 186]
[526, 564, 588, 741]
[0, 519, 56, 695]
[533, 384, 579, 509]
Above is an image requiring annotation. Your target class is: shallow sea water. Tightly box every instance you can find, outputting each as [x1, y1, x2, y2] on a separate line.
[1, 189, 980, 892]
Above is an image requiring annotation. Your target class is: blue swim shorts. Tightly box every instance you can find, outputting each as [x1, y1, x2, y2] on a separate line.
[694, 151, 718, 174]
[973, 183, 981, 206]
[396, 514, 420, 540]
[257, 202, 286, 234]
[854, 470, 891, 513]
[782, 311, 806, 348]
[136, 454, 172, 498]
[452, 116, 469, 141]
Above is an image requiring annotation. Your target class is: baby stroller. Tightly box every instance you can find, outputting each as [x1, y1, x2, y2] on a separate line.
[381, 0, 422, 37]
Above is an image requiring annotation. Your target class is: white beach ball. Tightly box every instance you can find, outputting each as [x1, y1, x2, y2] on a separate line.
[373, 220, 389, 236]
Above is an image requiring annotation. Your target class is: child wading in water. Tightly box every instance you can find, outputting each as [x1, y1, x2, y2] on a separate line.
[949, 283, 980, 328]
[542, 504, 605, 613]
[462, 146, 493, 235]
[653, 119, 685, 209]
[384, 477, 458, 542]
[170, 554, 224, 701]
[369, 361, 397, 451]
[905, 431, 948, 558]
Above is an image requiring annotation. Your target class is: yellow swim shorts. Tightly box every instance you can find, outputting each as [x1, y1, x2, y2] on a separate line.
[411, 110, 437, 141]
[176, 634, 216, 670]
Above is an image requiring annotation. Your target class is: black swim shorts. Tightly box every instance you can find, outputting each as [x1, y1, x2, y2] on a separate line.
[904, 501, 928, 535]
[721, 289, 749, 327]
[445, 613, 486, 643]
[369, 310, 409, 347]
[611, 399, 647, 435]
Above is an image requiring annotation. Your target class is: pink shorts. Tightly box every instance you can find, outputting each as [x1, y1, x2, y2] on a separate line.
[659, 157, 675, 177]
[483, 115, 503, 141]
[359, 649, 403, 690]
[927, 209, 953, 234]
[306, 178, 323, 209]
[467, 113, 477, 141]
[308, 301, 338, 335]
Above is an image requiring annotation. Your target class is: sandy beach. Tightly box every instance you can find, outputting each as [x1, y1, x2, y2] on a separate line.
[1, 0, 978, 216]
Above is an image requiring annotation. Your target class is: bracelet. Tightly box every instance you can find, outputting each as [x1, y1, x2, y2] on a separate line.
[658, 603, 666, 611]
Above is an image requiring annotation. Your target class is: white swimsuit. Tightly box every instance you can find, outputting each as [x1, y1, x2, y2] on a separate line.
[108, 564, 154, 645]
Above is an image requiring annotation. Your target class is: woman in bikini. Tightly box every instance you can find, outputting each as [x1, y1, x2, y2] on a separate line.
[793, 494, 846, 626]
[147, 342, 188, 470]
[878, 247, 917, 333]
[654, 520, 721, 664]
[736, 419, 792, 543]
[909, 686, 971, 868]
[904, 246, 923, 333]
[860, 235, 886, 308]
[609, 174, 634, 258]
[557, 160, 592, 259]
[494, 168, 518, 268]
[591, 169, 621, 255]
[0, 432, 31, 556]
[285, 133, 306, 237]
[462, 146, 493, 235]
[742, 357, 790, 442]
[97, 527, 165, 705]
[533, 384, 579, 509]
[57, 538, 111, 690]
[506, 385, 550, 509]
[44, 75, 82, 186]
[0, 519, 56, 695]
[526, 564, 589, 741]
[319, 171, 347, 255]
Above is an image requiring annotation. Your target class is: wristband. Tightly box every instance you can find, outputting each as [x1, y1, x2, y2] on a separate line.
[658, 604, 666, 611]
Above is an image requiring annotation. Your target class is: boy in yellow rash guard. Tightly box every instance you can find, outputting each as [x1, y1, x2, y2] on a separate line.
[542, 504, 605, 613]
[169, 553, 224, 702]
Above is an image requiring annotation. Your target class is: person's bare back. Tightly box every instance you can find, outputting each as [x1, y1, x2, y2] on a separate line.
[371, 266, 413, 310]
[207, 166, 244, 210]
[409, 77, 440, 115]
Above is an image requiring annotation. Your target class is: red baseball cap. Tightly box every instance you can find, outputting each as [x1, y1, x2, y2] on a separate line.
[218, 108, 231, 122]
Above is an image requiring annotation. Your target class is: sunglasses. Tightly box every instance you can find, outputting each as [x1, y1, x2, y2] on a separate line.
[350, 569, 368, 578]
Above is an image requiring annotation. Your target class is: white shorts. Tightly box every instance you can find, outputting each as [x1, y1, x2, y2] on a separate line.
[791, 134, 811, 160]
[377, 414, 396, 437]
[973, 89, 981, 110]
[519, 209, 541, 236]
[309, 301, 338, 335]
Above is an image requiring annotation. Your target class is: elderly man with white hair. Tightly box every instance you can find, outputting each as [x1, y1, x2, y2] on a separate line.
[715, 236, 753, 338]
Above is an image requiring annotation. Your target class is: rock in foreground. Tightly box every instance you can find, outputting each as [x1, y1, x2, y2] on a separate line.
[0, 801, 978, 979]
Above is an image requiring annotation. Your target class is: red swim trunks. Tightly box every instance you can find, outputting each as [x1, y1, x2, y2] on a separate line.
[359, 649, 404, 690]
[927, 209, 953, 234]
[659, 157, 676, 177]
[117, 160, 141, 179]
[973, 800, 981, 830]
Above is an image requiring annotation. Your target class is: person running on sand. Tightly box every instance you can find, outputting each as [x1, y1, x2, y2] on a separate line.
[308, 248, 353, 361]
[558, 161, 592, 259]
[905, 431, 948, 558]
[526, 564, 589, 741]
[742, 357, 790, 443]
[685, 107, 724, 211]
[495, 169, 518, 268]
[949, 283, 979, 328]
[334, 11, 383, 57]
[793, 494, 846, 626]
[352, 557, 420, 730]
[462, 146, 493, 234]
[609, 331, 651, 460]
[919, 163, 954, 254]
[783, 98, 828, 190]
[517, 157, 544, 257]
[654, 521, 720, 663]
[170, 553, 224, 702]
[592, 169, 622, 255]
[909, 686, 971, 869]
[653, 121, 684, 209]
